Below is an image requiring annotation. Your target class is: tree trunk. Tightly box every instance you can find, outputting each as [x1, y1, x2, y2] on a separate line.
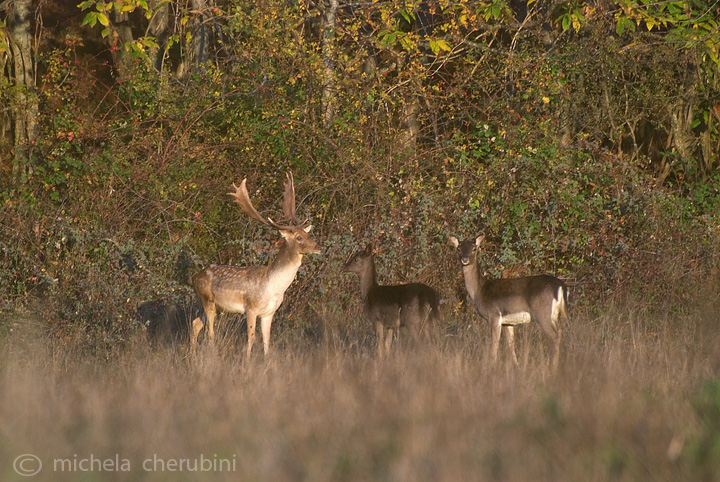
[0, 42, 10, 164]
[321, 0, 338, 129]
[669, 101, 696, 164]
[7, 0, 38, 182]
[399, 98, 420, 153]
[109, 9, 136, 79]
[177, 0, 209, 79]
[700, 129, 718, 174]
[147, 0, 171, 72]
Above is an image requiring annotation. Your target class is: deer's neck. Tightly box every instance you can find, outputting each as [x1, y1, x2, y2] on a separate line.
[267, 241, 304, 289]
[358, 261, 378, 301]
[462, 258, 485, 303]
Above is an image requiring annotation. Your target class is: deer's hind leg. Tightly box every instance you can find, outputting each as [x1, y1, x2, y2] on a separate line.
[190, 317, 204, 354]
[418, 300, 436, 342]
[191, 297, 216, 354]
[399, 299, 425, 344]
[384, 327, 394, 355]
[534, 308, 562, 368]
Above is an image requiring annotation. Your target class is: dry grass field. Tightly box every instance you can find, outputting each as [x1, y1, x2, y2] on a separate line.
[1, 298, 720, 482]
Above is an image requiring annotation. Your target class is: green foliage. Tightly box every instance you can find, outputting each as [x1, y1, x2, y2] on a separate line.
[613, 0, 720, 160]
[78, 0, 152, 38]
[615, 0, 720, 69]
[555, 1, 587, 33]
[0, 19, 8, 54]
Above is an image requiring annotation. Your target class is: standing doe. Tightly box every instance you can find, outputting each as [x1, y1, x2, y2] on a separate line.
[191, 173, 320, 358]
[448, 235, 568, 367]
[344, 244, 441, 356]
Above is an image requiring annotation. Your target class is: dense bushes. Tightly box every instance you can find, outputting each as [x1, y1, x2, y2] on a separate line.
[2, 127, 718, 350]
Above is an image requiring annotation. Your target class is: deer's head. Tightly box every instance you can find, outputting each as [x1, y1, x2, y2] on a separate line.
[448, 235, 484, 266]
[229, 172, 320, 255]
[343, 243, 373, 274]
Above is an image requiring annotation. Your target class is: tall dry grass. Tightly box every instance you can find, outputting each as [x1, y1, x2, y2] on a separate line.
[1, 299, 719, 482]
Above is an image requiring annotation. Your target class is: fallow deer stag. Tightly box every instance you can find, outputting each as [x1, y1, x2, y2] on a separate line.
[344, 244, 441, 356]
[448, 235, 568, 367]
[191, 173, 320, 358]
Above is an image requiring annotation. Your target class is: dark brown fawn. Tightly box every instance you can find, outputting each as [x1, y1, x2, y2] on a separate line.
[191, 173, 320, 358]
[344, 244, 441, 356]
[448, 235, 568, 367]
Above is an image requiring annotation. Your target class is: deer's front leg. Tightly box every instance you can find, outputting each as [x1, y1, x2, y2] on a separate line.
[503, 325, 519, 367]
[489, 319, 502, 364]
[260, 314, 274, 356]
[246, 311, 257, 359]
[375, 321, 385, 357]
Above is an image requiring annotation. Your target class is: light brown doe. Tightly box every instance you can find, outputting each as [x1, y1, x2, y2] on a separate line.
[449, 235, 568, 367]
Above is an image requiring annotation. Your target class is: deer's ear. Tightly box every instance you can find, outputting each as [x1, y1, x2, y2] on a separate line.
[475, 235, 485, 247]
[448, 236, 459, 247]
[303, 225, 313, 233]
[365, 243, 373, 254]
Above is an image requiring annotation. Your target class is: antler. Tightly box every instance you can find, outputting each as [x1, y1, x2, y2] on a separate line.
[280, 172, 309, 227]
[228, 173, 307, 230]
